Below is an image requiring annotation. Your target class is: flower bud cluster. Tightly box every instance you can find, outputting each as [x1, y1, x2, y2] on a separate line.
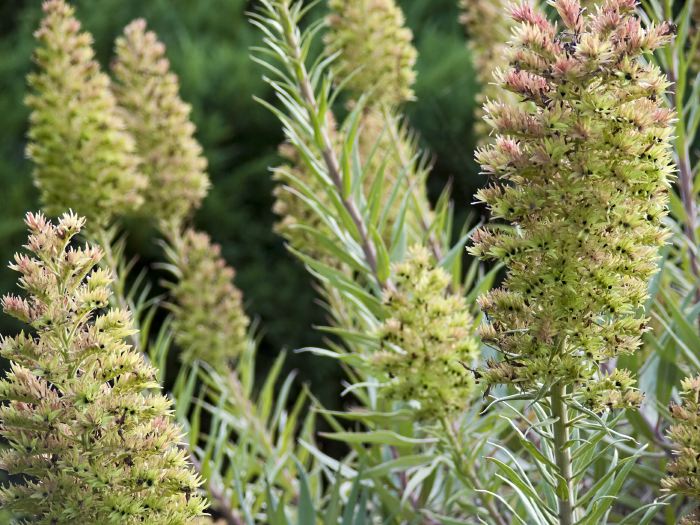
[113, 19, 210, 229]
[167, 229, 250, 374]
[663, 375, 700, 524]
[26, 0, 145, 227]
[470, 0, 675, 399]
[0, 212, 205, 523]
[372, 247, 479, 419]
[325, 0, 417, 107]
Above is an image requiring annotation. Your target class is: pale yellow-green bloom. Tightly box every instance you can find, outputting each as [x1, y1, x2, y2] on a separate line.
[372, 246, 479, 419]
[26, 0, 145, 227]
[470, 0, 675, 400]
[0, 212, 206, 523]
[166, 228, 250, 374]
[325, 0, 417, 106]
[113, 19, 210, 229]
[663, 375, 700, 524]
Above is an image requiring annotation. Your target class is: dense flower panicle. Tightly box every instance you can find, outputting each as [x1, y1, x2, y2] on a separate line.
[372, 247, 479, 419]
[26, 0, 145, 227]
[168, 229, 249, 374]
[0, 212, 205, 524]
[113, 19, 210, 228]
[459, 0, 521, 142]
[662, 376, 700, 524]
[325, 0, 417, 106]
[469, 0, 675, 398]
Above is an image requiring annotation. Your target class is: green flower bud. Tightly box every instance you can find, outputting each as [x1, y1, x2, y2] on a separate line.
[113, 19, 210, 229]
[372, 246, 479, 419]
[325, 0, 417, 106]
[469, 0, 675, 400]
[26, 0, 145, 227]
[0, 212, 206, 523]
[166, 229, 250, 373]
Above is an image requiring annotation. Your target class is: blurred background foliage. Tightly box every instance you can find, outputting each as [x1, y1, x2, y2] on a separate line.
[0, 0, 481, 407]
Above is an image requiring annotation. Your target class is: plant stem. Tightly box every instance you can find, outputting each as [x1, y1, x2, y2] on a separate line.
[278, 1, 393, 291]
[440, 417, 507, 525]
[551, 384, 575, 525]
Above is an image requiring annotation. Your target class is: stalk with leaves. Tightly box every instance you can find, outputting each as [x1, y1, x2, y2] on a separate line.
[470, 1, 676, 523]
[251, 1, 513, 522]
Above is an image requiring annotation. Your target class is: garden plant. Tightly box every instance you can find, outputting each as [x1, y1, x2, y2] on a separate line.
[0, 0, 699, 523]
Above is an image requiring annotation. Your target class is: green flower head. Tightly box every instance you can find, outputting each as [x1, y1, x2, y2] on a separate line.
[113, 19, 210, 229]
[372, 246, 479, 419]
[469, 0, 675, 400]
[26, 0, 145, 227]
[325, 0, 417, 106]
[167, 229, 250, 374]
[0, 212, 206, 524]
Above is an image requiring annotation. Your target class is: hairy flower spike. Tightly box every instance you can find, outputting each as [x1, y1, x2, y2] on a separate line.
[325, 0, 417, 106]
[372, 247, 479, 419]
[167, 229, 249, 374]
[26, 0, 145, 227]
[663, 376, 700, 524]
[0, 212, 205, 523]
[470, 0, 675, 399]
[113, 19, 210, 228]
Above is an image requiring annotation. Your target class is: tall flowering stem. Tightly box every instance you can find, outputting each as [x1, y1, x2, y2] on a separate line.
[252, 2, 508, 521]
[470, 0, 675, 521]
[324, 0, 439, 258]
[26, 0, 145, 228]
[0, 212, 205, 523]
[252, 0, 387, 288]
